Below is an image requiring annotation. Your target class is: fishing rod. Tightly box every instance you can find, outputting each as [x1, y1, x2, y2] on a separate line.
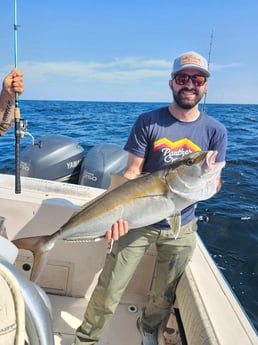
[14, 0, 21, 193]
[202, 29, 214, 113]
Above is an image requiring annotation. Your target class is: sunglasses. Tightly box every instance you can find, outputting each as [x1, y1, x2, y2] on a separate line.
[173, 73, 207, 87]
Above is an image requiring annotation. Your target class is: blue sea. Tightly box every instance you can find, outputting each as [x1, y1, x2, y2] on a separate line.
[0, 100, 257, 331]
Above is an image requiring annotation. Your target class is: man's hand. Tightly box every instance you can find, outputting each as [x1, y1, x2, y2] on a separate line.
[2, 68, 24, 98]
[105, 219, 129, 242]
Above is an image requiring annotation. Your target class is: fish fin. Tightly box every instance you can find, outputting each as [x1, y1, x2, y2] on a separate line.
[12, 235, 54, 283]
[167, 214, 181, 239]
[109, 174, 128, 190]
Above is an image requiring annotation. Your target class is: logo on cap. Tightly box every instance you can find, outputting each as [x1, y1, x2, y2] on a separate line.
[181, 54, 202, 67]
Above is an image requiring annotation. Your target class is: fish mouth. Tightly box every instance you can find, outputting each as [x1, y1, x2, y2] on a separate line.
[207, 150, 217, 165]
[204, 151, 225, 171]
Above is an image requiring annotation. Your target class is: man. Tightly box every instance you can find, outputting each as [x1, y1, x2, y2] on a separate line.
[73, 51, 227, 345]
[0, 68, 24, 136]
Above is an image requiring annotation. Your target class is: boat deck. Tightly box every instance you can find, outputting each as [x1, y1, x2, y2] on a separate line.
[0, 174, 257, 345]
[50, 293, 145, 345]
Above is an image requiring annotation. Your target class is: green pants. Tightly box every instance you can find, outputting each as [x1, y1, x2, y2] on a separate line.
[74, 219, 197, 344]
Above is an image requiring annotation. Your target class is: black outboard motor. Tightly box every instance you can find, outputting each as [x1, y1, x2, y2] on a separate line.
[21, 135, 84, 183]
[79, 143, 128, 189]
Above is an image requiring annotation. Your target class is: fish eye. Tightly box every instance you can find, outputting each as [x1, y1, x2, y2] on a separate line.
[186, 158, 194, 166]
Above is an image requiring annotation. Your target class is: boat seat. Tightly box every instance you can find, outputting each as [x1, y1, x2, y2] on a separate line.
[0, 261, 26, 345]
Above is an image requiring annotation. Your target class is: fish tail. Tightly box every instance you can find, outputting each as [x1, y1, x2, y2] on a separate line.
[12, 235, 55, 283]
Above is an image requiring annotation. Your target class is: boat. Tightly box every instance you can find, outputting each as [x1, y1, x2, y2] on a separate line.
[0, 135, 257, 345]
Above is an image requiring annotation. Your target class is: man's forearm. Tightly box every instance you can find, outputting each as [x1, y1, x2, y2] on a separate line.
[0, 91, 14, 135]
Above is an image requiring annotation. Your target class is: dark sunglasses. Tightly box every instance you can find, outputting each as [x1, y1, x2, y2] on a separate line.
[173, 73, 207, 87]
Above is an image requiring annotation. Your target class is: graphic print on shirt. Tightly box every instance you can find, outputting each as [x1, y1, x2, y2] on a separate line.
[153, 137, 201, 164]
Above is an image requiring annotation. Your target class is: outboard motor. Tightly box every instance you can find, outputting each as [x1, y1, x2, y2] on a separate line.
[21, 135, 84, 183]
[79, 143, 128, 189]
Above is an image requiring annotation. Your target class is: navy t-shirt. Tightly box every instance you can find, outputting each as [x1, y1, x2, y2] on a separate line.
[124, 106, 227, 228]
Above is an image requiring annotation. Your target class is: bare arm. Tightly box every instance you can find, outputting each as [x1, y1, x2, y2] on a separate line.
[0, 69, 24, 135]
[105, 153, 145, 242]
[123, 152, 145, 178]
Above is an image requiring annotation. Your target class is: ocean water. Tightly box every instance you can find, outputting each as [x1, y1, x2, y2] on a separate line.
[0, 100, 257, 331]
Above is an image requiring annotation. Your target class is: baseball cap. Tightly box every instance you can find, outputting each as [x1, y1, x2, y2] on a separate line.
[171, 51, 210, 77]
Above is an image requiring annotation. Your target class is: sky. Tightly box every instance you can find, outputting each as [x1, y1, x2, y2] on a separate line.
[0, 0, 258, 104]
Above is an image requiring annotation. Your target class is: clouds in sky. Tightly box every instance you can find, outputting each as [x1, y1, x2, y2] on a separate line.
[1, 1, 258, 104]
[0, 56, 247, 103]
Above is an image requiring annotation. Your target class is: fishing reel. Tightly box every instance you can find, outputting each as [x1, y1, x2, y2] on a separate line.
[19, 118, 35, 145]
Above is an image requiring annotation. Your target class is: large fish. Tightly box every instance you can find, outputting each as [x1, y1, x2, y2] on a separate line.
[13, 151, 225, 282]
